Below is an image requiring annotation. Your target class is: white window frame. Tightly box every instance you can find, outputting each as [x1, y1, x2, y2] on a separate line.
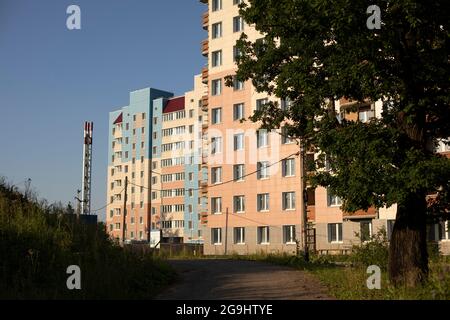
[257, 226, 270, 245]
[283, 225, 296, 244]
[282, 192, 296, 210]
[234, 227, 245, 244]
[211, 228, 222, 245]
[211, 197, 222, 214]
[328, 223, 343, 243]
[233, 195, 245, 213]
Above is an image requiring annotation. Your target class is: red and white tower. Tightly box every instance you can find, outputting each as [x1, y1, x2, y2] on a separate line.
[81, 121, 93, 215]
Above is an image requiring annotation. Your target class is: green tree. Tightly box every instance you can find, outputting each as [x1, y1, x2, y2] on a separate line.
[229, 0, 450, 286]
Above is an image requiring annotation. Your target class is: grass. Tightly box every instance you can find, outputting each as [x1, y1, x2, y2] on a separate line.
[229, 252, 450, 299]
[0, 178, 176, 299]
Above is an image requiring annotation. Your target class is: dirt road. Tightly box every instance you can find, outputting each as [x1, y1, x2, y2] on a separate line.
[156, 259, 331, 300]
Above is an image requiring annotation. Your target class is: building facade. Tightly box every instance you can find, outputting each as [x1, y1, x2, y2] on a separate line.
[106, 76, 207, 244]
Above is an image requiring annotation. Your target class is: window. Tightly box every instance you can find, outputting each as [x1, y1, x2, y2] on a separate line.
[211, 79, 222, 96]
[212, 0, 222, 11]
[211, 108, 222, 124]
[233, 195, 245, 213]
[212, 22, 222, 39]
[257, 130, 269, 148]
[233, 16, 244, 32]
[282, 158, 296, 177]
[211, 167, 222, 184]
[328, 223, 343, 243]
[233, 45, 242, 62]
[387, 220, 395, 241]
[233, 103, 244, 121]
[257, 161, 270, 179]
[211, 137, 222, 154]
[283, 225, 296, 244]
[281, 126, 294, 144]
[212, 50, 222, 67]
[256, 98, 268, 111]
[282, 192, 296, 210]
[257, 226, 270, 244]
[152, 146, 157, 155]
[189, 172, 194, 181]
[142, 113, 146, 120]
[211, 228, 222, 245]
[233, 76, 244, 91]
[281, 97, 292, 111]
[133, 115, 136, 121]
[360, 220, 373, 242]
[233, 164, 245, 181]
[234, 227, 245, 244]
[358, 106, 375, 123]
[189, 109, 194, 118]
[211, 197, 222, 214]
[257, 193, 269, 211]
[189, 125, 194, 133]
[233, 0, 243, 5]
[327, 189, 342, 207]
[234, 133, 244, 150]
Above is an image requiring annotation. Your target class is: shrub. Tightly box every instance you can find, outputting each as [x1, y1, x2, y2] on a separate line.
[350, 227, 389, 270]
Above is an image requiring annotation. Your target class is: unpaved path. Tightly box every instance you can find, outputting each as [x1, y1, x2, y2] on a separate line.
[156, 259, 332, 300]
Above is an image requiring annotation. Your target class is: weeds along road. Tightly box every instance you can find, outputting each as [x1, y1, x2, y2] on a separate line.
[156, 259, 332, 300]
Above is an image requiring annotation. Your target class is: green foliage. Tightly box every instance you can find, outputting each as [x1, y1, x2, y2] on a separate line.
[0, 180, 175, 299]
[350, 227, 389, 270]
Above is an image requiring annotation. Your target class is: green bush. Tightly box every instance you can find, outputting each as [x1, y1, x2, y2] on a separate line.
[350, 227, 389, 270]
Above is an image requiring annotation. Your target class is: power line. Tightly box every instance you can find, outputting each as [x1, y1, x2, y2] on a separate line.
[91, 186, 126, 213]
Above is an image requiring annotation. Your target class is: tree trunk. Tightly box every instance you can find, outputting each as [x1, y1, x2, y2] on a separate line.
[388, 192, 428, 287]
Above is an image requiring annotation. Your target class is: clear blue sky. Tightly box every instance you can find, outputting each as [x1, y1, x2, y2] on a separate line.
[0, 0, 206, 220]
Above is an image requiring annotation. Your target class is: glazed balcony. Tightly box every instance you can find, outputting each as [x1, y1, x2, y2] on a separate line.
[201, 66, 208, 84]
[201, 95, 209, 111]
[201, 39, 209, 57]
[202, 12, 209, 30]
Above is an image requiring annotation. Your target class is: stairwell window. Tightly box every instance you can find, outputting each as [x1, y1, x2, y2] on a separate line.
[234, 227, 245, 244]
[328, 223, 343, 243]
[283, 225, 296, 244]
[282, 192, 296, 210]
[211, 136, 222, 154]
[211, 228, 222, 245]
[257, 226, 270, 244]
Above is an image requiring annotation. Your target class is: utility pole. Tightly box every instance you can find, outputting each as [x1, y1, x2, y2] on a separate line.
[224, 207, 229, 255]
[300, 141, 309, 262]
[122, 176, 128, 245]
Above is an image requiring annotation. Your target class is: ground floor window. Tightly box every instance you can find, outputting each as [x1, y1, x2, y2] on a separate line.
[233, 227, 245, 244]
[327, 223, 343, 243]
[283, 225, 296, 244]
[360, 219, 373, 242]
[257, 226, 270, 244]
[429, 221, 450, 241]
[211, 228, 222, 245]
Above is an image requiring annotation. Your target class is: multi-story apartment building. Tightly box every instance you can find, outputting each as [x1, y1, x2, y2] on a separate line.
[199, 0, 450, 255]
[199, 0, 308, 255]
[106, 75, 207, 244]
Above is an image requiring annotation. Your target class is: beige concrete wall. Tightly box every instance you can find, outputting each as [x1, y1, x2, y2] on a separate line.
[203, 225, 300, 255]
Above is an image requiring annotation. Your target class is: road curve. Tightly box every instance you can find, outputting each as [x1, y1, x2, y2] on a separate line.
[156, 259, 332, 300]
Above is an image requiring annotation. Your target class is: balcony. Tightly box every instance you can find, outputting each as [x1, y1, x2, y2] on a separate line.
[202, 115, 209, 129]
[202, 12, 209, 30]
[201, 39, 208, 57]
[201, 95, 209, 111]
[201, 66, 208, 84]
[200, 212, 208, 225]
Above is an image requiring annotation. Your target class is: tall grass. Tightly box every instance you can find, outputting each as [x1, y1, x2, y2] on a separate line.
[0, 179, 175, 299]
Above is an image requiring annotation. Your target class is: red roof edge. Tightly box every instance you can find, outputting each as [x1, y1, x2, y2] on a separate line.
[163, 96, 185, 114]
[113, 113, 123, 124]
